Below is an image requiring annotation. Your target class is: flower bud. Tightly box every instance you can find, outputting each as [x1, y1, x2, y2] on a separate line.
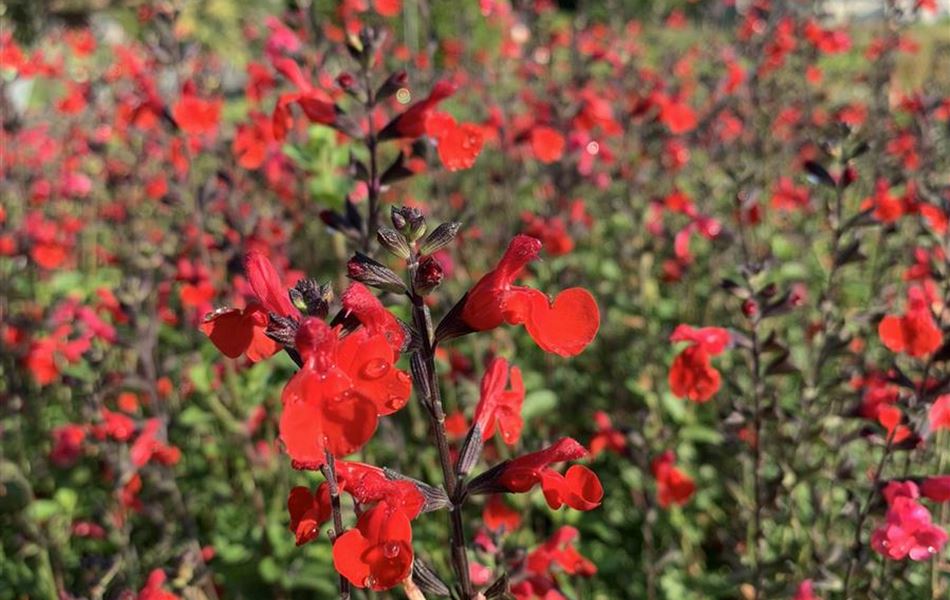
[414, 256, 444, 295]
[289, 279, 333, 318]
[347, 252, 408, 294]
[419, 222, 461, 256]
[391, 206, 426, 241]
[377, 227, 411, 260]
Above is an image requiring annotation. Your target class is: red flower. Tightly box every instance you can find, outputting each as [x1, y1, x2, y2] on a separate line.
[380, 80, 457, 140]
[500, 438, 603, 511]
[461, 235, 599, 357]
[930, 395, 950, 431]
[878, 286, 942, 357]
[332, 503, 414, 591]
[287, 484, 331, 546]
[130, 419, 181, 468]
[137, 569, 180, 600]
[50, 424, 86, 467]
[279, 315, 411, 470]
[530, 126, 565, 163]
[921, 476, 950, 502]
[588, 411, 626, 457]
[334, 461, 425, 519]
[483, 495, 522, 533]
[871, 481, 948, 561]
[651, 451, 695, 508]
[171, 83, 221, 136]
[525, 526, 597, 577]
[426, 112, 484, 171]
[201, 252, 297, 362]
[793, 579, 820, 600]
[473, 357, 525, 445]
[271, 57, 338, 141]
[668, 325, 730, 402]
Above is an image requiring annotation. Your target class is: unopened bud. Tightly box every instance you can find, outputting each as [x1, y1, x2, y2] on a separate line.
[377, 227, 411, 260]
[419, 222, 461, 256]
[414, 256, 444, 295]
[391, 206, 426, 241]
[289, 279, 333, 318]
[347, 252, 407, 294]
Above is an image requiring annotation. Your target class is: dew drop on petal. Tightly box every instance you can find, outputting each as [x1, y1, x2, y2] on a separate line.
[364, 575, 376, 587]
[384, 541, 401, 558]
[361, 358, 390, 380]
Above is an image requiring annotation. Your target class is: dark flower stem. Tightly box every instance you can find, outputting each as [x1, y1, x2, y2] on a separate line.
[407, 253, 474, 599]
[363, 64, 380, 255]
[322, 452, 351, 600]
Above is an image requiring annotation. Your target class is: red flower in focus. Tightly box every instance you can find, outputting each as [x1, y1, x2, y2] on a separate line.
[525, 526, 597, 577]
[668, 324, 730, 402]
[871, 481, 948, 561]
[473, 357, 525, 445]
[279, 314, 411, 470]
[588, 411, 626, 457]
[483, 495, 522, 533]
[461, 235, 599, 357]
[530, 126, 566, 163]
[380, 80, 457, 140]
[201, 251, 297, 362]
[332, 502, 414, 591]
[878, 286, 942, 358]
[287, 483, 331, 546]
[500, 438, 603, 511]
[651, 451, 695, 508]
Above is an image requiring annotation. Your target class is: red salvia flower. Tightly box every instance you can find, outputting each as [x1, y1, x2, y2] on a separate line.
[171, 82, 222, 136]
[271, 57, 338, 141]
[930, 395, 950, 431]
[871, 481, 948, 561]
[668, 324, 730, 402]
[529, 126, 566, 163]
[332, 502, 414, 591]
[525, 526, 597, 577]
[588, 410, 626, 457]
[651, 451, 695, 508]
[473, 357, 525, 445]
[137, 569, 180, 600]
[878, 285, 942, 357]
[380, 80, 457, 140]
[500, 438, 603, 511]
[425, 111, 484, 171]
[201, 252, 297, 362]
[287, 483, 332, 546]
[461, 235, 599, 357]
[483, 494, 522, 533]
[279, 315, 411, 470]
[921, 476, 950, 502]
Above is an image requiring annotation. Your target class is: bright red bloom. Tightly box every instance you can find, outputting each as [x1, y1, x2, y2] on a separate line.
[878, 286, 942, 357]
[473, 357, 525, 445]
[130, 419, 181, 468]
[426, 112, 484, 171]
[287, 483, 331, 546]
[340, 283, 405, 355]
[525, 526, 597, 577]
[483, 495, 522, 533]
[201, 252, 297, 362]
[332, 503, 414, 591]
[461, 235, 599, 357]
[658, 97, 697, 135]
[588, 411, 626, 457]
[530, 126, 565, 163]
[651, 451, 695, 508]
[279, 317, 411, 470]
[271, 57, 338, 141]
[793, 579, 820, 600]
[94, 407, 136, 442]
[871, 481, 948, 561]
[334, 461, 425, 519]
[500, 438, 603, 511]
[668, 325, 730, 402]
[381, 80, 457, 140]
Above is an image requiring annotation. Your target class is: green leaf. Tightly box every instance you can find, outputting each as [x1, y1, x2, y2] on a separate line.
[522, 390, 558, 421]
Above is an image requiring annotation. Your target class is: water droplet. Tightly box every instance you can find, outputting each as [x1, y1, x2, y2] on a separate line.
[364, 575, 377, 587]
[384, 542, 401, 558]
[929, 546, 937, 554]
[396, 372, 411, 385]
[361, 358, 390, 380]
[386, 393, 404, 410]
